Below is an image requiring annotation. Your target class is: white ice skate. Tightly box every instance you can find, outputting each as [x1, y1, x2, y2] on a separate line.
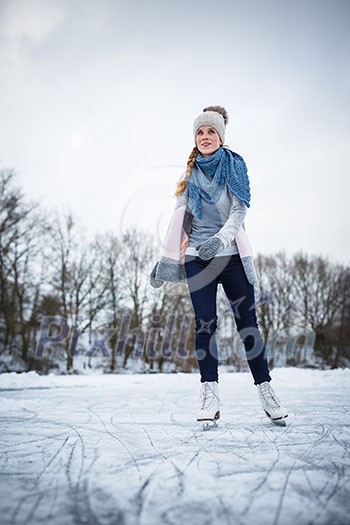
[197, 381, 220, 431]
[257, 381, 288, 426]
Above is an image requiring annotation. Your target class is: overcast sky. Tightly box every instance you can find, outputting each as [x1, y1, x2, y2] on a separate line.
[0, 0, 349, 264]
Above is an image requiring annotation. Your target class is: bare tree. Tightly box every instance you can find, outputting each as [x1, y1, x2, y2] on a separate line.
[291, 252, 344, 364]
[332, 266, 350, 367]
[116, 226, 155, 368]
[254, 251, 297, 367]
[48, 211, 108, 371]
[0, 168, 48, 370]
[98, 232, 126, 371]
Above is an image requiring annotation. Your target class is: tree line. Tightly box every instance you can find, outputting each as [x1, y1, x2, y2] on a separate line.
[0, 167, 349, 374]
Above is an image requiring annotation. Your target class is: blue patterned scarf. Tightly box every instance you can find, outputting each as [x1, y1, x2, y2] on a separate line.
[187, 147, 251, 219]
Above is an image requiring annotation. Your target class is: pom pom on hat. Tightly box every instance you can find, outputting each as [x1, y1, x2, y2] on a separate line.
[193, 105, 228, 144]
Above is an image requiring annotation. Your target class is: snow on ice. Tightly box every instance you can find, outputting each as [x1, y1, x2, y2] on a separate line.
[0, 367, 349, 525]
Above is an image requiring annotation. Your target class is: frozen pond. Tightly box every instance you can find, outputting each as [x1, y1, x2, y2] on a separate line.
[0, 367, 349, 525]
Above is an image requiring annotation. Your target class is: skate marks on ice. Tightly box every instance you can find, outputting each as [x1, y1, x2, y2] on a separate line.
[1, 404, 117, 525]
[0, 371, 349, 525]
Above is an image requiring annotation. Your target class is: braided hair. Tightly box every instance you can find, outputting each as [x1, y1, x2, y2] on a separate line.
[175, 146, 198, 197]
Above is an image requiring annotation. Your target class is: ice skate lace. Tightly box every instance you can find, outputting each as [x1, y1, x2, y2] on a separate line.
[259, 382, 281, 409]
[199, 382, 220, 410]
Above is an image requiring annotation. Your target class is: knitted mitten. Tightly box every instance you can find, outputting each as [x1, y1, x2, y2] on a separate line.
[150, 262, 164, 288]
[196, 237, 224, 260]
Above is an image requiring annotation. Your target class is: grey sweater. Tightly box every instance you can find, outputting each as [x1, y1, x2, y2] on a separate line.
[185, 183, 248, 257]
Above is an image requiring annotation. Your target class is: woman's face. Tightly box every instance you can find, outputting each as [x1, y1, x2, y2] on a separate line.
[195, 125, 222, 157]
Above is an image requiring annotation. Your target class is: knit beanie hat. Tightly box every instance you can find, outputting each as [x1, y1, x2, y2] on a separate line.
[193, 105, 228, 145]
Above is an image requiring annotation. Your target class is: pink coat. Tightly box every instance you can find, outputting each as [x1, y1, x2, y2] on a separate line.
[150, 187, 258, 287]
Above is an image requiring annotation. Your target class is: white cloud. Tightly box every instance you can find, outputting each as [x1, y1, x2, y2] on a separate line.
[0, 0, 64, 41]
[0, 0, 64, 65]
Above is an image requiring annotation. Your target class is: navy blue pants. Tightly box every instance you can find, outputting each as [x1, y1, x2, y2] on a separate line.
[184, 254, 271, 385]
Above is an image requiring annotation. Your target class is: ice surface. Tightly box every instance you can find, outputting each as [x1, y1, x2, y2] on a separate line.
[0, 367, 349, 525]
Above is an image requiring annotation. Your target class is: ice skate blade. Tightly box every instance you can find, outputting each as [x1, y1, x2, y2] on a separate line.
[202, 420, 218, 431]
[197, 411, 220, 431]
[271, 418, 287, 427]
[264, 410, 288, 426]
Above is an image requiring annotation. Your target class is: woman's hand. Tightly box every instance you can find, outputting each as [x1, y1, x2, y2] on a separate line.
[196, 237, 224, 260]
[150, 262, 164, 288]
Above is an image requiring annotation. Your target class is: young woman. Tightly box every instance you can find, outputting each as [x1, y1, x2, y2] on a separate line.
[150, 105, 288, 428]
